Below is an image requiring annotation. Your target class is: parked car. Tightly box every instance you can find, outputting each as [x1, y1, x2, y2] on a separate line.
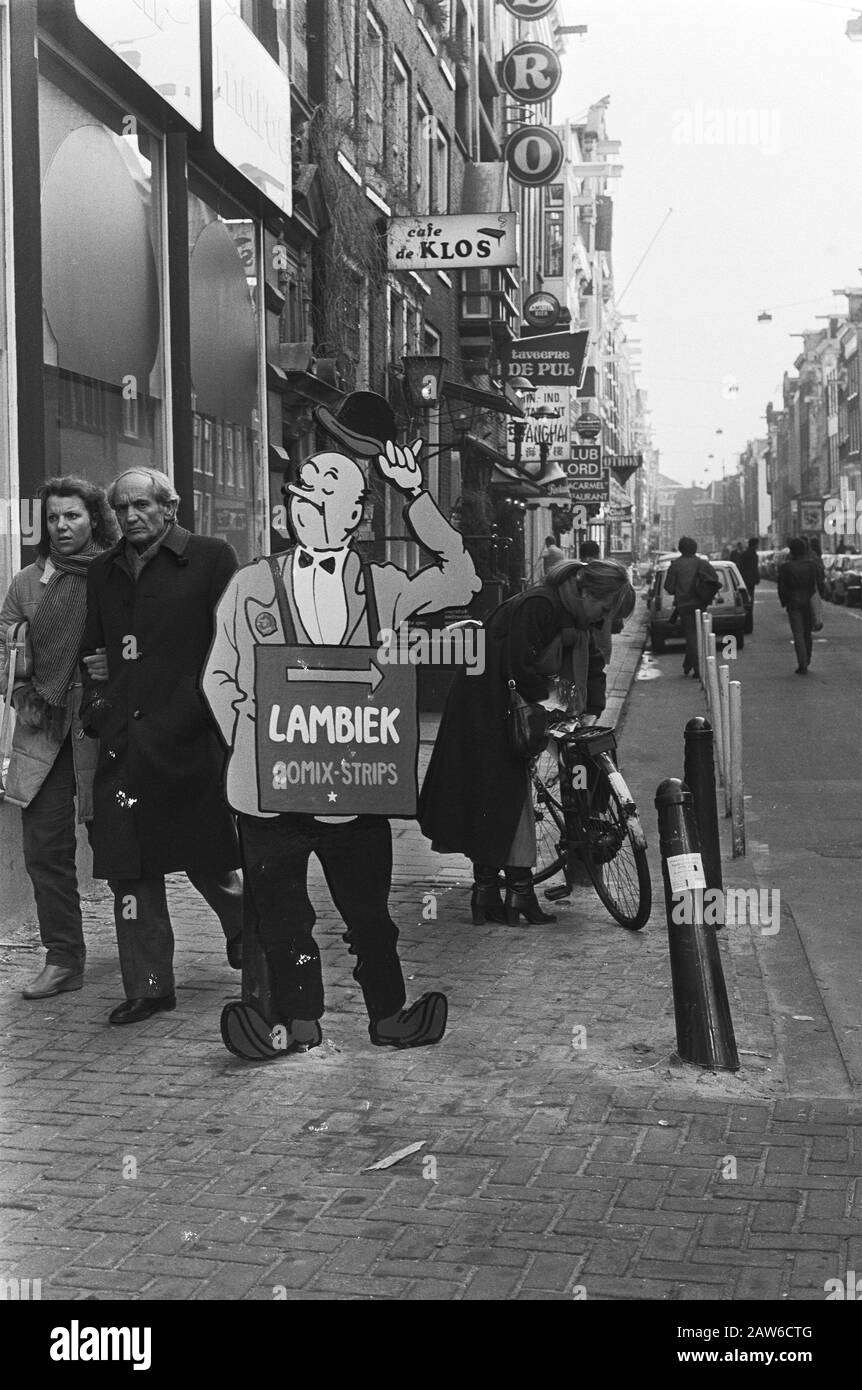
[831, 554, 862, 605]
[645, 556, 750, 652]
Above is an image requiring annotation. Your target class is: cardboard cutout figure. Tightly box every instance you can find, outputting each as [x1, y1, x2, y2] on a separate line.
[202, 391, 481, 1059]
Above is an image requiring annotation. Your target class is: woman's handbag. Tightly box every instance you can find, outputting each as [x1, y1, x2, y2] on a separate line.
[504, 617, 549, 760]
[810, 590, 824, 632]
[2, 620, 33, 683]
[506, 679, 549, 760]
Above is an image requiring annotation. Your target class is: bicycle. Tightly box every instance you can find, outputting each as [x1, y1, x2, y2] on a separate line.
[531, 715, 652, 931]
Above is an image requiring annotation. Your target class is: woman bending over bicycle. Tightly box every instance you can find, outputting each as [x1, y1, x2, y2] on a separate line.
[418, 560, 635, 926]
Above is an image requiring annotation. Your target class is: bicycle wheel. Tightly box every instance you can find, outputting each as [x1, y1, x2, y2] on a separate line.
[531, 759, 566, 884]
[579, 766, 651, 931]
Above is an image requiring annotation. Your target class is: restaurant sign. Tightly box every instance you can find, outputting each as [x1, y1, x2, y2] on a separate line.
[508, 331, 589, 385]
[388, 213, 518, 270]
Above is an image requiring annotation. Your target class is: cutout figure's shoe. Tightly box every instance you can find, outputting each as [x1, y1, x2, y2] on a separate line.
[369, 992, 448, 1049]
[220, 1000, 321, 1061]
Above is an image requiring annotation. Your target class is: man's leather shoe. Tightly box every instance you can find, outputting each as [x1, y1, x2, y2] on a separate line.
[226, 934, 243, 970]
[22, 963, 83, 1000]
[109, 994, 176, 1026]
[369, 992, 448, 1049]
[220, 1000, 321, 1061]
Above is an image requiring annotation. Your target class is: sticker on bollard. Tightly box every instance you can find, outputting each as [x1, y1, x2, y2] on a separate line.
[665, 852, 707, 891]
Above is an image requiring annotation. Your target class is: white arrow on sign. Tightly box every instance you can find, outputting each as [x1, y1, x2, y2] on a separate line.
[287, 660, 384, 693]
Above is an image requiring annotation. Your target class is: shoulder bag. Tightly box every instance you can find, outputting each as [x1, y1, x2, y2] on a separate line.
[504, 613, 549, 760]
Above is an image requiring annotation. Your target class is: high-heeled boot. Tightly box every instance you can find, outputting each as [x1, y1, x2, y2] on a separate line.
[504, 868, 557, 926]
[470, 863, 507, 924]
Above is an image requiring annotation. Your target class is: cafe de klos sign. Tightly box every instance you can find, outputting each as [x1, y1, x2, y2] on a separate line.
[388, 213, 518, 271]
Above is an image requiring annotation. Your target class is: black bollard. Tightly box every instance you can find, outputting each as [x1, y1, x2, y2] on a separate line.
[655, 778, 739, 1071]
[684, 716, 723, 924]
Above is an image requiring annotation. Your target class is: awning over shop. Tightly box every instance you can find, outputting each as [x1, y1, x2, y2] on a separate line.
[442, 379, 525, 418]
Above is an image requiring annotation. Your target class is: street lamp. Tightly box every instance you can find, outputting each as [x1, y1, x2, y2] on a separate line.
[401, 354, 447, 411]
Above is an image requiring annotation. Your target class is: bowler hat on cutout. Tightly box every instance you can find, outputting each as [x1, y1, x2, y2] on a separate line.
[314, 391, 399, 458]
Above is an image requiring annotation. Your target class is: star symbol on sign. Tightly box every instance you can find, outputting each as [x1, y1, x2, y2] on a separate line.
[328, 792, 338, 803]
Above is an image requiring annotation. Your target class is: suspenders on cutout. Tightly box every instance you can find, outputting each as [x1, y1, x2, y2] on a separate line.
[266, 552, 381, 646]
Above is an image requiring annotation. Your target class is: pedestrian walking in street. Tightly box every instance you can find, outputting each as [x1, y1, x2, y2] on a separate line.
[777, 536, 823, 674]
[663, 537, 720, 678]
[80, 467, 243, 1025]
[541, 534, 564, 574]
[202, 392, 480, 1061]
[418, 560, 634, 926]
[737, 537, 760, 633]
[0, 477, 119, 1000]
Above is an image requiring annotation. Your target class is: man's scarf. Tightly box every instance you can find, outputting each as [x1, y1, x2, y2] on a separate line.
[29, 542, 102, 708]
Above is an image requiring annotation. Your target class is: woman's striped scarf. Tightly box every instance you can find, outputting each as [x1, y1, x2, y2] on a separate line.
[30, 542, 103, 709]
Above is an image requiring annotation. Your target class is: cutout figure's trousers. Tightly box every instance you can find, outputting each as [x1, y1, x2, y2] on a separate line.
[237, 812, 407, 1025]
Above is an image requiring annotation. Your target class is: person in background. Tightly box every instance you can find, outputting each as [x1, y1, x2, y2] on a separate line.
[663, 537, 720, 678]
[0, 477, 119, 1000]
[419, 560, 635, 927]
[777, 536, 823, 675]
[578, 539, 600, 561]
[737, 537, 760, 632]
[541, 534, 564, 574]
[80, 467, 243, 1025]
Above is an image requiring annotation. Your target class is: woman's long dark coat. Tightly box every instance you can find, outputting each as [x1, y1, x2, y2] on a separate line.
[418, 584, 606, 866]
[80, 526, 240, 880]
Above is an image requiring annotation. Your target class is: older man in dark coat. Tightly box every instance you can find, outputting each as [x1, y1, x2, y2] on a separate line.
[80, 467, 242, 1025]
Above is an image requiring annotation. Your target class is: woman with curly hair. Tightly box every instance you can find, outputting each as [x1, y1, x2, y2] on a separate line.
[0, 476, 119, 999]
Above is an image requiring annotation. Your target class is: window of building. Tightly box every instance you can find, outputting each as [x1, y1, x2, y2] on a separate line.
[278, 0, 309, 97]
[433, 124, 450, 214]
[544, 208, 564, 278]
[366, 9, 385, 171]
[335, 0, 357, 130]
[38, 51, 168, 489]
[461, 267, 492, 318]
[546, 183, 565, 207]
[415, 92, 433, 215]
[390, 52, 411, 192]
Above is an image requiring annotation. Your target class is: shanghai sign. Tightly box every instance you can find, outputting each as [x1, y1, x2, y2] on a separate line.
[388, 213, 518, 270]
[500, 42, 562, 103]
[504, 126, 565, 186]
[508, 330, 589, 385]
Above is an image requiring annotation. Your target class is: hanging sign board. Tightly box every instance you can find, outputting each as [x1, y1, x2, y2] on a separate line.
[523, 291, 561, 329]
[508, 330, 589, 385]
[388, 213, 518, 270]
[574, 412, 602, 439]
[211, 0, 293, 216]
[504, 126, 564, 186]
[74, 0, 202, 128]
[567, 447, 608, 502]
[501, 0, 556, 17]
[255, 646, 419, 817]
[500, 42, 562, 104]
[506, 386, 572, 463]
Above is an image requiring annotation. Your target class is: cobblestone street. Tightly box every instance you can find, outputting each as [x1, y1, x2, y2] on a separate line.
[2, 609, 860, 1304]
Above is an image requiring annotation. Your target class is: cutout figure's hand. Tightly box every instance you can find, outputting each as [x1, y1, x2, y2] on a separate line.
[376, 438, 424, 497]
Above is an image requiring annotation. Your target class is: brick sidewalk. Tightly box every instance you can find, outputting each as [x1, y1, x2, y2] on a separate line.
[2, 603, 861, 1301]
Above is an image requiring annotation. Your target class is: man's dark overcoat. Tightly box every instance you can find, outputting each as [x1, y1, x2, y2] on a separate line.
[80, 525, 240, 880]
[418, 585, 606, 866]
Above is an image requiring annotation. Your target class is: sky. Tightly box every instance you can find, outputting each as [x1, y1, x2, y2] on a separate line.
[552, 0, 862, 486]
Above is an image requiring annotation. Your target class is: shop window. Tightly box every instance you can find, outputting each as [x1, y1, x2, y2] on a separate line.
[39, 53, 167, 488]
[188, 176, 265, 562]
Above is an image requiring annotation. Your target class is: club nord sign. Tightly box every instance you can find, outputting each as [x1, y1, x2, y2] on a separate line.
[500, 42, 562, 104]
[388, 213, 518, 271]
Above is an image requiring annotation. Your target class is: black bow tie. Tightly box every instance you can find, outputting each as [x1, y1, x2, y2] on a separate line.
[298, 551, 337, 574]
